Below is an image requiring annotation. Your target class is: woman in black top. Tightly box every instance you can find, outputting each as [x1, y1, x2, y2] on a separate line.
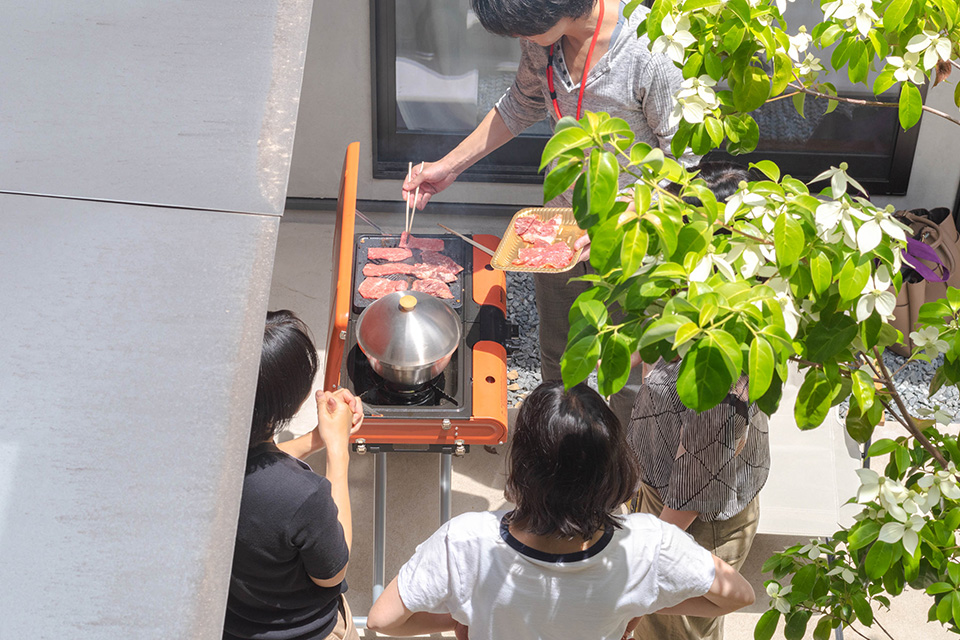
[223, 310, 363, 640]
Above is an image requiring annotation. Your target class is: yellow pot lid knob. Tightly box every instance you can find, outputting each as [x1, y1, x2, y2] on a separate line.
[399, 295, 418, 311]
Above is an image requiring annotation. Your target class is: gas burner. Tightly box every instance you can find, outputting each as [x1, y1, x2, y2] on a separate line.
[381, 377, 441, 406]
[358, 373, 461, 407]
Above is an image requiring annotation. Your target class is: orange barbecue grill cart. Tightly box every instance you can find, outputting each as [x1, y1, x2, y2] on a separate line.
[324, 143, 515, 616]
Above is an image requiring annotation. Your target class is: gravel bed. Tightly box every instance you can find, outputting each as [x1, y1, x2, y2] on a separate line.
[504, 272, 596, 408]
[505, 273, 958, 421]
[837, 351, 960, 423]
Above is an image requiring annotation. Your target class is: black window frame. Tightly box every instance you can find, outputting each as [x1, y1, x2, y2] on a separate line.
[372, 0, 922, 195]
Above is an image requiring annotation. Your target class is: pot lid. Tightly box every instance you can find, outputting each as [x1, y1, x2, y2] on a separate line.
[356, 291, 461, 367]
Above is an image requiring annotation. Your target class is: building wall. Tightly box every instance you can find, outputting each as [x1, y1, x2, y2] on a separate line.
[289, 0, 960, 211]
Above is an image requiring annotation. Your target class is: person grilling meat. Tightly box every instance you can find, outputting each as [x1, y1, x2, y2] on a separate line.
[400, 0, 695, 427]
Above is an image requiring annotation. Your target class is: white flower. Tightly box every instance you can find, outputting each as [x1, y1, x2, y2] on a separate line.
[824, 0, 879, 37]
[678, 75, 720, 107]
[796, 53, 824, 76]
[856, 467, 909, 519]
[918, 461, 960, 502]
[906, 30, 953, 70]
[815, 200, 859, 247]
[853, 206, 908, 253]
[766, 582, 793, 614]
[690, 250, 737, 282]
[767, 277, 801, 337]
[788, 28, 813, 62]
[887, 52, 925, 85]
[798, 540, 824, 560]
[668, 95, 705, 126]
[724, 189, 768, 225]
[910, 326, 949, 357]
[878, 514, 925, 555]
[774, 0, 796, 15]
[856, 265, 896, 322]
[725, 230, 776, 279]
[652, 14, 696, 64]
[916, 405, 956, 427]
[827, 565, 857, 583]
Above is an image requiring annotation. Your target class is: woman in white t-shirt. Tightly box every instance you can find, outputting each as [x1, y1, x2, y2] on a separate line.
[367, 382, 755, 640]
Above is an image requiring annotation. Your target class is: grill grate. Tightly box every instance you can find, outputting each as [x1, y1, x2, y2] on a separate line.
[352, 234, 466, 310]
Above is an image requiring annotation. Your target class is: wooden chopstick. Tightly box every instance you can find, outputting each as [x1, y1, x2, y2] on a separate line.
[405, 161, 413, 234]
[437, 223, 496, 256]
[408, 161, 424, 235]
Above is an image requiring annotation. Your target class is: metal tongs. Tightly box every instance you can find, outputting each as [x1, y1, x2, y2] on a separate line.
[437, 223, 495, 256]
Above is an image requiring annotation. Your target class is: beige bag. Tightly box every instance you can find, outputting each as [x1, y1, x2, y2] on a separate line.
[890, 207, 960, 356]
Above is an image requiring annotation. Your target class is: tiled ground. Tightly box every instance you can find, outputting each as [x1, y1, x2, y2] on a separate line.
[270, 206, 954, 640]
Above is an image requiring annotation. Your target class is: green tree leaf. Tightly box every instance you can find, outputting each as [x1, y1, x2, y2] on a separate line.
[873, 68, 897, 95]
[852, 369, 876, 410]
[805, 312, 857, 362]
[774, 214, 805, 268]
[810, 251, 832, 295]
[795, 369, 835, 429]
[620, 219, 649, 276]
[792, 91, 805, 118]
[838, 258, 870, 302]
[597, 332, 633, 396]
[783, 610, 811, 640]
[849, 520, 881, 550]
[677, 336, 738, 411]
[852, 594, 874, 626]
[587, 149, 619, 216]
[899, 82, 923, 130]
[866, 540, 894, 579]
[754, 609, 780, 640]
[812, 616, 833, 640]
[543, 158, 582, 203]
[771, 51, 793, 96]
[883, 0, 911, 31]
[540, 126, 591, 170]
[560, 328, 600, 389]
[735, 66, 772, 112]
[749, 337, 775, 402]
[751, 160, 781, 182]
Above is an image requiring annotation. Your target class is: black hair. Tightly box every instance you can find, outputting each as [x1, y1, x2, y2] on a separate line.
[504, 381, 639, 540]
[471, 0, 595, 37]
[667, 160, 755, 206]
[250, 310, 318, 447]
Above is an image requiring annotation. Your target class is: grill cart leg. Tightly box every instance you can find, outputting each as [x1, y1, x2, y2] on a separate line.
[373, 451, 387, 602]
[440, 450, 452, 525]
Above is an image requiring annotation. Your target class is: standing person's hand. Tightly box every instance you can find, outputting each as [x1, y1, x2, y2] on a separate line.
[402, 161, 459, 210]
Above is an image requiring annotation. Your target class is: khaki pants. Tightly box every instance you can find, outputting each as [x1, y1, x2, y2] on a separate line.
[326, 596, 359, 640]
[631, 483, 759, 640]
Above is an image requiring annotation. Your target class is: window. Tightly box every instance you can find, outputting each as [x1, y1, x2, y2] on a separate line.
[373, 0, 920, 194]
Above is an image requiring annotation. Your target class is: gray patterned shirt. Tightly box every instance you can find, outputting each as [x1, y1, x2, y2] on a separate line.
[495, 3, 695, 207]
[627, 359, 771, 521]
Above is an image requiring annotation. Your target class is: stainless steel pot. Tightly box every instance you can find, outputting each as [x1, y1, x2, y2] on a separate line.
[355, 291, 461, 387]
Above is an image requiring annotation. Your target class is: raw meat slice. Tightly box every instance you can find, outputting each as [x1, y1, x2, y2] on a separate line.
[363, 262, 416, 277]
[367, 247, 413, 262]
[358, 277, 409, 300]
[514, 213, 562, 245]
[412, 278, 454, 299]
[512, 242, 575, 269]
[412, 263, 457, 283]
[399, 232, 445, 252]
[420, 250, 464, 274]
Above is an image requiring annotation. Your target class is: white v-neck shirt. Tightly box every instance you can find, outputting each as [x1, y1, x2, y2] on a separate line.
[396, 511, 715, 640]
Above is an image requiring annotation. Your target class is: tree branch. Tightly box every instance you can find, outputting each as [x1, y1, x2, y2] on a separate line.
[786, 82, 960, 128]
[873, 347, 948, 467]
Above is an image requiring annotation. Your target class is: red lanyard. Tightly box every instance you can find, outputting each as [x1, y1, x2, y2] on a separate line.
[545, 0, 605, 121]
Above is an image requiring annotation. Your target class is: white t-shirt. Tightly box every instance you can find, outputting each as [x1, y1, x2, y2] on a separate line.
[397, 511, 716, 640]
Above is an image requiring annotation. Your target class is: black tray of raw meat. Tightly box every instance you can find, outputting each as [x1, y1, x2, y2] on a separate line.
[353, 234, 465, 310]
